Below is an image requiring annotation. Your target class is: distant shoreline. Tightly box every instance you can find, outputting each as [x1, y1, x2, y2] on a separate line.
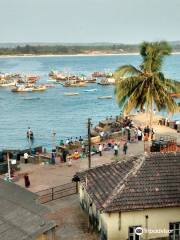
[0, 53, 140, 58]
[0, 52, 180, 58]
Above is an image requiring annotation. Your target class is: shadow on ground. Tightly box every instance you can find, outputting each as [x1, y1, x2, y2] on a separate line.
[45, 194, 98, 240]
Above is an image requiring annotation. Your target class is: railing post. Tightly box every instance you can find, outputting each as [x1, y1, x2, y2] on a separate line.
[52, 188, 54, 201]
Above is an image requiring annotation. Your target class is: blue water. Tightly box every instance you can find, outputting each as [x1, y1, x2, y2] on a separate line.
[0, 54, 180, 150]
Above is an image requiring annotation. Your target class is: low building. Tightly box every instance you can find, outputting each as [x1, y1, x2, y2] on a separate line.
[74, 152, 180, 240]
[0, 179, 57, 240]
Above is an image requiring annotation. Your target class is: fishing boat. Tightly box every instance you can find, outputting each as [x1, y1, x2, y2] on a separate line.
[0, 80, 17, 87]
[11, 85, 34, 92]
[26, 74, 40, 83]
[92, 71, 106, 78]
[85, 78, 97, 83]
[49, 71, 67, 81]
[84, 89, 97, 92]
[63, 81, 87, 87]
[97, 96, 112, 99]
[54, 81, 64, 85]
[64, 92, 80, 96]
[32, 85, 47, 91]
[98, 78, 115, 86]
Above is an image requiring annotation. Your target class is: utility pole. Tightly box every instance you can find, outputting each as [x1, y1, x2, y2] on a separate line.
[88, 118, 91, 169]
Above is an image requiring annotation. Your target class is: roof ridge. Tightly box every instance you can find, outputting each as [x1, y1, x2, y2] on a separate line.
[102, 155, 146, 210]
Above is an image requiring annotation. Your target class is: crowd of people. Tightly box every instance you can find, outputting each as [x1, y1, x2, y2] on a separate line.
[24, 121, 155, 164]
[21, 121, 156, 187]
[43, 121, 155, 167]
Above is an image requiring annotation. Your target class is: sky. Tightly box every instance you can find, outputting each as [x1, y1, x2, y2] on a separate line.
[0, 0, 180, 44]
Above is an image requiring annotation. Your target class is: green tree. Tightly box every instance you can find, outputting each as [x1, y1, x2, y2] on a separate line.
[114, 41, 180, 125]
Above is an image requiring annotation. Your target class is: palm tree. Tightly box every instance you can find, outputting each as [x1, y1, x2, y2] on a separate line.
[114, 41, 180, 126]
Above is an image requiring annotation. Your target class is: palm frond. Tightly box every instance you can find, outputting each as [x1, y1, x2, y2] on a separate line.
[115, 76, 144, 112]
[140, 41, 172, 73]
[114, 65, 142, 79]
[114, 41, 178, 117]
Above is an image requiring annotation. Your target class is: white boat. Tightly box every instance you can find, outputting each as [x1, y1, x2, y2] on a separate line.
[97, 96, 112, 99]
[32, 85, 47, 91]
[64, 92, 80, 96]
[11, 85, 34, 92]
[83, 89, 97, 92]
[47, 79, 57, 82]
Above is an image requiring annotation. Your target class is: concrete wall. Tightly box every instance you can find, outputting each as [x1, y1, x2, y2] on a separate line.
[103, 207, 180, 240]
[78, 183, 180, 240]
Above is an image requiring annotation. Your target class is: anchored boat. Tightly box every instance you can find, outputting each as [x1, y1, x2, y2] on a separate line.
[11, 85, 34, 92]
[32, 85, 47, 91]
[63, 81, 87, 87]
[97, 96, 112, 99]
[84, 89, 97, 92]
[0, 80, 17, 87]
[64, 92, 80, 96]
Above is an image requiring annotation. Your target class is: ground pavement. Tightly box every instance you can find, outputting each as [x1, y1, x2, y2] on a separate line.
[45, 194, 98, 240]
[15, 140, 144, 192]
[15, 117, 179, 192]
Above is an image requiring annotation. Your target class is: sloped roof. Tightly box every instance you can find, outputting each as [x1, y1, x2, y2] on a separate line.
[77, 152, 180, 212]
[0, 180, 56, 240]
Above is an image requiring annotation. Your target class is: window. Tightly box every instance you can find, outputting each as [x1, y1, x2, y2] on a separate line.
[169, 222, 180, 240]
[128, 226, 141, 240]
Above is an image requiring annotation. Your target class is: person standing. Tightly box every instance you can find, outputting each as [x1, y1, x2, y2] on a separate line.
[151, 128, 155, 140]
[62, 149, 68, 162]
[144, 125, 150, 138]
[79, 136, 83, 142]
[51, 151, 56, 164]
[81, 143, 86, 157]
[114, 143, 119, 156]
[24, 174, 30, 188]
[98, 144, 103, 156]
[24, 152, 29, 164]
[123, 142, 128, 155]
[27, 127, 33, 138]
[137, 127, 143, 141]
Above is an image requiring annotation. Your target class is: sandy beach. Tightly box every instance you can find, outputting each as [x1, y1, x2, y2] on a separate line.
[0, 52, 180, 59]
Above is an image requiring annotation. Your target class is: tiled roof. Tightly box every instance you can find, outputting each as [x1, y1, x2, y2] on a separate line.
[77, 152, 180, 212]
[0, 180, 56, 240]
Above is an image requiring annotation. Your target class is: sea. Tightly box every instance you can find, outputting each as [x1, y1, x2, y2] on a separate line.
[0, 54, 180, 150]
